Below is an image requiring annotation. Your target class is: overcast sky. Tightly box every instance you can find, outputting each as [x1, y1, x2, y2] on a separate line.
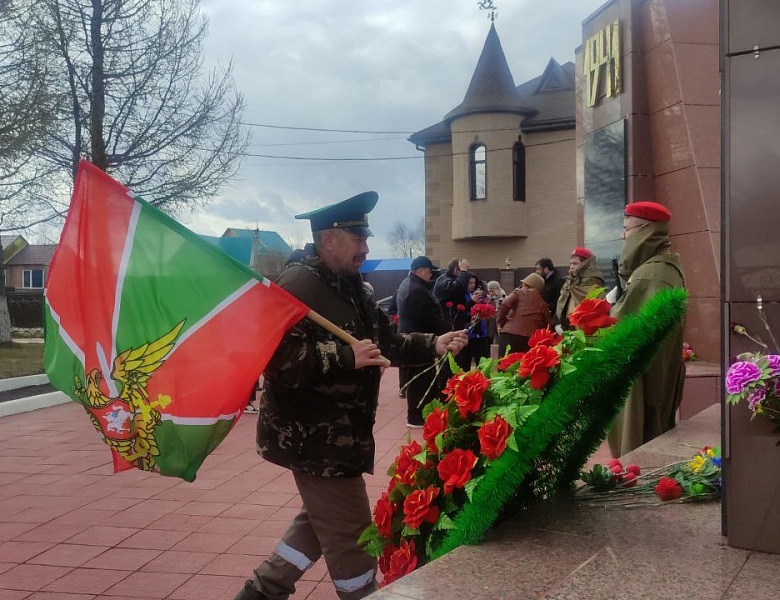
[178, 0, 607, 257]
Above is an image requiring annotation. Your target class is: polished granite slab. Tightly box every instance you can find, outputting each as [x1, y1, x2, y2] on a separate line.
[371, 405, 780, 599]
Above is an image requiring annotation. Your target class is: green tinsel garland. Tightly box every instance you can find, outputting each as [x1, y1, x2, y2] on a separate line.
[430, 287, 687, 559]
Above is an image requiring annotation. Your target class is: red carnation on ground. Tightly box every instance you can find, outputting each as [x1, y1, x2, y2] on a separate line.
[423, 407, 449, 453]
[528, 328, 563, 348]
[625, 464, 641, 476]
[452, 371, 490, 417]
[655, 477, 682, 501]
[568, 298, 617, 335]
[497, 352, 524, 371]
[437, 448, 478, 494]
[478, 416, 513, 460]
[402, 486, 440, 529]
[519, 345, 560, 389]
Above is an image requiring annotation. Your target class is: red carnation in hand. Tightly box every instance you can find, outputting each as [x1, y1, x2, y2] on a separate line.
[437, 448, 478, 494]
[402, 486, 440, 529]
[452, 371, 490, 417]
[373, 492, 396, 538]
[568, 298, 617, 335]
[498, 352, 525, 371]
[423, 407, 448, 453]
[528, 328, 563, 348]
[456, 304, 466, 312]
[519, 345, 560, 389]
[655, 477, 682, 501]
[478, 416, 513, 460]
[445, 301, 454, 308]
[470, 303, 496, 319]
[379, 539, 418, 586]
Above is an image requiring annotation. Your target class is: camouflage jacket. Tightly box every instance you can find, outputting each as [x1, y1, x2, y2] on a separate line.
[257, 249, 438, 477]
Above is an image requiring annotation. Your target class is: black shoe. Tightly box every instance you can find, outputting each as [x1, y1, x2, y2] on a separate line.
[234, 580, 267, 600]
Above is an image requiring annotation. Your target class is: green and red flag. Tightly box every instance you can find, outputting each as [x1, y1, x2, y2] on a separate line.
[44, 160, 309, 481]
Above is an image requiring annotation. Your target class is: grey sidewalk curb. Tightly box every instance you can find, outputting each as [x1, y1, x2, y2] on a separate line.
[0, 391, 70, 417]
[0, 373, 49, 392]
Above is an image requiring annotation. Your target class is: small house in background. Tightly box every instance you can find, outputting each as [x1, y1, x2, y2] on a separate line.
[199, 228, 292, 281]
[1, 237, 56, 328]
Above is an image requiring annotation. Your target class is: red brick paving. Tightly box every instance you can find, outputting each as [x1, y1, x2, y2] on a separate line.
[0, 368, 608, 599]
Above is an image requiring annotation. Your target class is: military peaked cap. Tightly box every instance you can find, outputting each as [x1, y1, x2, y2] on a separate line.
[295, 191, 378, 237]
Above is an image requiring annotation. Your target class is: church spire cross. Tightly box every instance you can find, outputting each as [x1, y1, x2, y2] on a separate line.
[478, 0, 498, 22]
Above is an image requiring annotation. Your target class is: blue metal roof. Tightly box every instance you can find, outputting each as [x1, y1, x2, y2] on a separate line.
[199, 235, 253, 266]
[359, 258, 412, 273]
[222, 228, 292, 256]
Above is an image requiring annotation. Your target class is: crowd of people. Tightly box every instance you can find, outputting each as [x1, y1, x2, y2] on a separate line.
[234, 192, 685, 600]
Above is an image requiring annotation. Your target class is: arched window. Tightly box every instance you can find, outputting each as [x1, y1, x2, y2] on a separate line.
[513, 140, 526, 202]
[469, 143, 486, 200]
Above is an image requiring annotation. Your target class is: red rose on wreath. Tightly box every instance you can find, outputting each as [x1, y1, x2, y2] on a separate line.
[394, 440, 424, 486]
[568, 298, 617, 335]
[478, 416, 513, 460]
[655, 476, 682, 501]
[437, 448, 478, 494]
[519, 345, 560, 389]
[452, 371, 490, 417]
[379, 539, 418, 586]
[528, 328, 563, 348]
[373, 491, 396, 538]
[498, 352, 525, 371]
[423, 407, 448, 453]
[402, 486, 440, 529]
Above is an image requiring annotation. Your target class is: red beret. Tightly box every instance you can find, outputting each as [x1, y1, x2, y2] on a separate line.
[624, 201, 672, 222]
[571, 247, 592, 259]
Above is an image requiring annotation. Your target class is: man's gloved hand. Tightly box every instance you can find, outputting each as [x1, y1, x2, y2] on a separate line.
[606, 286, 619, 304]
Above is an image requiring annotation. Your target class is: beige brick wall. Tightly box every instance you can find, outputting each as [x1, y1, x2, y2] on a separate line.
[424, 115, 578, 271]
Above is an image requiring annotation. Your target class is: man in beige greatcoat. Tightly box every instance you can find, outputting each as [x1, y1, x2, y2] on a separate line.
[607, 201, 686, 458]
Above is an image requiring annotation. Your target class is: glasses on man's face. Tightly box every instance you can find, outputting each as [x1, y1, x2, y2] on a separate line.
[622, 223, 645, 233]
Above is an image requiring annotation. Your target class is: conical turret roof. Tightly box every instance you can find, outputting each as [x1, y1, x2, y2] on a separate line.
[444, 24, 533, 122]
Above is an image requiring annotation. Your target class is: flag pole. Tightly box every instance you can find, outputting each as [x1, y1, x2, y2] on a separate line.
[306, 309, 391, 367]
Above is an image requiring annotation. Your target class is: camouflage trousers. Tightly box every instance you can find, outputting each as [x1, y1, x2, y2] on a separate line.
[252, 471, 378, 600]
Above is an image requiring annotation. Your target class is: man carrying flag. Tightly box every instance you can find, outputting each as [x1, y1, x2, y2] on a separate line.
[235, 192, 468, 600]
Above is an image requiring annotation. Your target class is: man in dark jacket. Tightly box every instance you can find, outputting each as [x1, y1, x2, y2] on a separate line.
[535, 257, 565, 317]
[397, 255, 451, 427]
[433, 257, 472, 329]
[235, 193, 468, 600]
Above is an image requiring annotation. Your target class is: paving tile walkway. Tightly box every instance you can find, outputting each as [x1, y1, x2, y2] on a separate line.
[0, 368, 422, 600]
[0, 368, 611, 600]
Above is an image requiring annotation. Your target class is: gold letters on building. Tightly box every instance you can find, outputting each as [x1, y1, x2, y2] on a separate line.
[584, 20, 622, 107]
